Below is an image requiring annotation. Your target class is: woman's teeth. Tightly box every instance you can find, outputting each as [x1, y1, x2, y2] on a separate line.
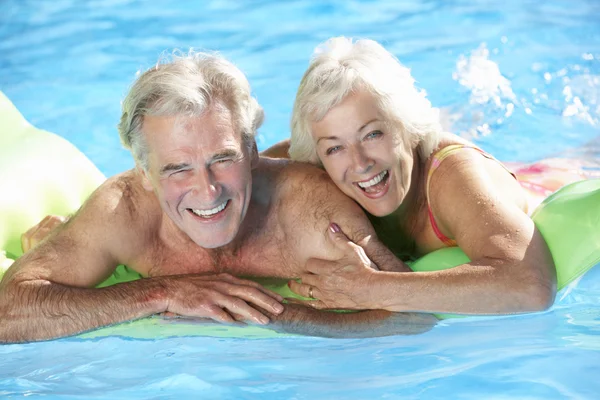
[357, 170, 388, 189]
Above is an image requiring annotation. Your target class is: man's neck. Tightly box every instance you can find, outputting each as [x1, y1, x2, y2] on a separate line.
[200, 158, 280, 261]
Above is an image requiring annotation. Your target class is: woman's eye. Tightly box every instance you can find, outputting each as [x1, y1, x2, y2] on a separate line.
[365, 130, 383, 140]
[326, 146, 342, 155]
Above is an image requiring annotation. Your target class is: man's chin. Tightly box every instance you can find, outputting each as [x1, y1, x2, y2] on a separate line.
[192, 237, 232, 249]
[189, 231, 238, 249]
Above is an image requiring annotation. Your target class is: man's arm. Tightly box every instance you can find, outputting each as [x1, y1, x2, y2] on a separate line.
[0, 174, 283, 343]
[268, 303, 436, 338]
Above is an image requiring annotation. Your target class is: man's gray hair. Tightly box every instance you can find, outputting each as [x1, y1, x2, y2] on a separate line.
[118, 50, 264, 169]
[290, 37, 442, 164]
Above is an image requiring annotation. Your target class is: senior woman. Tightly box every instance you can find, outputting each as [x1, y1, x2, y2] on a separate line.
[264, 37, 590, 315]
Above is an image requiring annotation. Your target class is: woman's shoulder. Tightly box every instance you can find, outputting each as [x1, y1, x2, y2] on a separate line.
[425, 136, 526, 215]
[428, 133, 477, 157]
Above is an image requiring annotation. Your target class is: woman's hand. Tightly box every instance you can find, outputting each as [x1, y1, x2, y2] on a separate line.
[288, 223, 398, 310]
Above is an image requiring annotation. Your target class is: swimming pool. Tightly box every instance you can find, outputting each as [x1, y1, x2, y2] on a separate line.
[1, 0, 599, 398]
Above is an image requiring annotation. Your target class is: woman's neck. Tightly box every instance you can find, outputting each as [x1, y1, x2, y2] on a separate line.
[365, 147, 428, 259]
[385, 147, 427, 225]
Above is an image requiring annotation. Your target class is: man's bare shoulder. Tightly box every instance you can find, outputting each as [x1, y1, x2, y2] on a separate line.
[75, 170, 162, 241]
[257, 157, 338, 196]
[83, 171, 146, 215]
[258, 157, 369, 239]
[281, 161, 355, 208]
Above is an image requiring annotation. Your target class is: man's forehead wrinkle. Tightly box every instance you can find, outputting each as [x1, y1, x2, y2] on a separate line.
[172, 103, 235, 136]
[210, 102, 236, 132]
[142, 102, 243, 170]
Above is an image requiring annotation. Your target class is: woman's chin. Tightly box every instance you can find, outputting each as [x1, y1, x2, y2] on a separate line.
[359, 200, 396, 217]
[354, 190, 404, 217]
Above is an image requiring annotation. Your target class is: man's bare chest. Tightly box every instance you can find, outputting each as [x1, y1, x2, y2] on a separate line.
[131, 230, 298, 279]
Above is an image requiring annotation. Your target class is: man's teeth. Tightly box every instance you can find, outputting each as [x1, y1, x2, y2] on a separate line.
[192, 201, 228, 217]
[357, 170, 388, 188]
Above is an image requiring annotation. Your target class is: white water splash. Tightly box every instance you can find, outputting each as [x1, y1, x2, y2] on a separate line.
[449, 45, 600, 141]
[453, 43, 516, 107]
[561, 72, 600, 126]
[534, 53, 600, 126]
[450, 43, 517, 139]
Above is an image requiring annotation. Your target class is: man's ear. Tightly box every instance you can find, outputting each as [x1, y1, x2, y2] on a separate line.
[249, 140, 259, 169]
[137, 165, 154, 191]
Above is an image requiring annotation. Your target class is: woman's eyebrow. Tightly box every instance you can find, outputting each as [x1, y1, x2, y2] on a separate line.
[358, 118, 380, 132]
[317, 135, 339, 144]
[316, 118, 381, 145]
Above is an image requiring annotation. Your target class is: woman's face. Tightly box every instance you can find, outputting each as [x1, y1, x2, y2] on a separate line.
[311, 91, 415, 217]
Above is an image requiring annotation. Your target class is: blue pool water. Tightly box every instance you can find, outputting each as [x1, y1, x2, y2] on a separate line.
[1, 0, 600, 398]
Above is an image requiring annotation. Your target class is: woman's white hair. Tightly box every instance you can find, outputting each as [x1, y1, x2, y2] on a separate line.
[118, 50, 264, 170]
[290, 37, 442, 164]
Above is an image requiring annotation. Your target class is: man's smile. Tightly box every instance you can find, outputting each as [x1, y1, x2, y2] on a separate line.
[188, 199, 230, 219]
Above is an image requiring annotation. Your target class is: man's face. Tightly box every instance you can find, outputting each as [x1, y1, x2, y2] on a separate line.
[140, 104, 257, 249]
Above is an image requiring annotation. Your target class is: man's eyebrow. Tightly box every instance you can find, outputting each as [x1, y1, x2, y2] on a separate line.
[316, 118, 381, 145]
[212, 149, 240, 160]
[160, 162, 190, 175]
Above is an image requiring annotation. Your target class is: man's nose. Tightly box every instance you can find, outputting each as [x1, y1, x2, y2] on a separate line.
[193, 168, 220, 200]
[351, 145, 374, 175]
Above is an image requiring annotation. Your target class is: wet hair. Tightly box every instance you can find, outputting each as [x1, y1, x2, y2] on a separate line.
[118, 50, 264, 170]
[290, 37, 442, 164]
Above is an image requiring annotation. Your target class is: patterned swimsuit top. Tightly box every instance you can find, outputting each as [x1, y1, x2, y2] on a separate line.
[425, 144, 517, 247]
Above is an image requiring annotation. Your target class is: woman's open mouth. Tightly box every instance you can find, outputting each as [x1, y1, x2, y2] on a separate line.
[355, 170, 390, 197]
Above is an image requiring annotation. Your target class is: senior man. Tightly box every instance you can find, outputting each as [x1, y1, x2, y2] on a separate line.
[0, 51, 435, 343]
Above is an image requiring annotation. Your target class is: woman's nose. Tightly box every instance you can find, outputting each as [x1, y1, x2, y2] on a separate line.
[351, 146, 374, 174]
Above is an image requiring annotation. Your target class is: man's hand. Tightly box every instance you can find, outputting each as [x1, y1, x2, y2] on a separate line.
[162, 273, 285, 325]
[288, 223, 402, 310]
[21, 215, 67, 253]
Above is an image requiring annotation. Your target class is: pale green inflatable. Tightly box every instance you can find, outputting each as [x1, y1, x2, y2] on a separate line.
[1, 90, 599, 338]
[0, 91, 105, 260]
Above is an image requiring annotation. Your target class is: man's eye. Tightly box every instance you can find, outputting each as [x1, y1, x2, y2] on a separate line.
[215, 158, 233, 164]
[365, 130, 383, 140]
[169, 169, 188, 176]
[326, 146, 342, 155]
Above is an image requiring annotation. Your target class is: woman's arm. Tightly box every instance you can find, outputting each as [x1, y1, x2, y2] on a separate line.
[287, 152, 555, 314]
[408, 148, 555, 313]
